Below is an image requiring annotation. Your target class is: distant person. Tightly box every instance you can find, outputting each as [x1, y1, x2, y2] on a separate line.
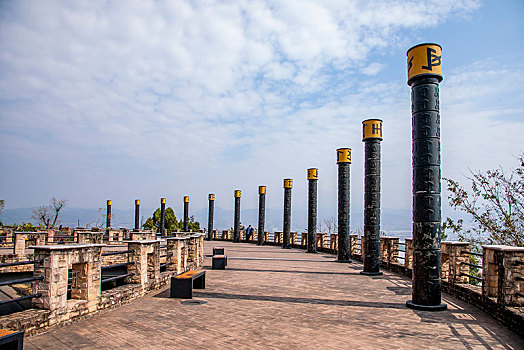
[245, 225, 253, 242]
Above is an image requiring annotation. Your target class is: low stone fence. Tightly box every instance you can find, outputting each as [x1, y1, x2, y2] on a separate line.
[0, 233, 206, 336]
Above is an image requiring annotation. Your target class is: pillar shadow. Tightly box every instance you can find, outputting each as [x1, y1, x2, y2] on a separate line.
[191, 291, 406, 309]
[223, 267, 363, 276]
[228, 257, 332, 263]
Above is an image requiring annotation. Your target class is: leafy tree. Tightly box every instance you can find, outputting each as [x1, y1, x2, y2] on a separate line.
[188, 215, 200, 232]
[15, 222, 41, 232]
[444, 153, 523, 247]
[143, 207, 179, 234]
[31, 197, 68, 229]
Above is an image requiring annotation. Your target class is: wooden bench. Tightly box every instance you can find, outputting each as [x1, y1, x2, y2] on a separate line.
[213, 247, 225, 255]
[212, 255, 227, 270]
[0, 329, 23, 350]
[170, 270, 206, 299]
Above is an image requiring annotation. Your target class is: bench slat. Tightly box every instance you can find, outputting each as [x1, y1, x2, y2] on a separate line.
[0, 329, 15, 337]
[175, 270, 204, 279]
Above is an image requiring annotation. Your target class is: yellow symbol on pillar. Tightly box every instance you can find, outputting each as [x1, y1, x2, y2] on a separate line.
[234, 190, 241, 198]
[184, 196, 189, 203]
[209, 194, 215, 201]
[362, 119, 383, 141]
[161, 198, 166, 204]
[407, 43, 442, 85]
[135, 200, 140, 205]
[107, 200, 112, 206]
[259, 186, 267, 195]
[284, 179, 293, 188]
[336, 148, 352, 163]
[307, 168, 319, 180]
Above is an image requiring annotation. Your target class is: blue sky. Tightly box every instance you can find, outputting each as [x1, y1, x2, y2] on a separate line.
[0, 0, 523, 225]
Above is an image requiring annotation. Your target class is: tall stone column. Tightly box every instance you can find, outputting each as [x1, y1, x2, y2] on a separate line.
[207, 194, 215, 241]
[183, 196, 189, 232]
[159, 197, 166, 236]
[282, 179, 293, 249]
[233, 190, 241, 243]
[337, 148, 352, 262]
[106, 200, 112, 233]
[307, 169, 318, 253]
[406, 43, 446, 311]
[134, 199, 140, 231]
[257, 186, 266, 246]
[361, 119, 383, 276]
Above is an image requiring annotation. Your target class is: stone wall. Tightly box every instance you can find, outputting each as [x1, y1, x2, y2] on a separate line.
[0, 234, 205, 336]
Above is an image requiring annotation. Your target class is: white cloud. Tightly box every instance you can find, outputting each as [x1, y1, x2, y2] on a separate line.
[1, 0, 502, 218]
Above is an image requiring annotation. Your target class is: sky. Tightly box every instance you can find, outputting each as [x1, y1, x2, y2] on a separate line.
[1, 0, 523, 225]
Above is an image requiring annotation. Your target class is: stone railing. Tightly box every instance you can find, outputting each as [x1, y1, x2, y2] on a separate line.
[0, 233, 205, 335]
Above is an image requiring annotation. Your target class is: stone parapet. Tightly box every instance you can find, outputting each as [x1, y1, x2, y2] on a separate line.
[441, 241, 470, 284]
[126, 240, 160, 288]
[482, 245, 524, 306]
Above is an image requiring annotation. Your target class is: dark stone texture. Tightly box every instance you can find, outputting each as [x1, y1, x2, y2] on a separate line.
[207, 199, 214, 241]
[134, 203, 140, 231]
[234, 197, 241, 243]
[412, 222, 441, 250]
[413, 165, 441, 193]
[257, 194, 265, 246]
[412, 111, 440, 139]
[307, 179, 317, 253]
[412, 250, 442, 280]
[363, 140, 381, 274]
[183, 201, 189, 232]
[337, 163, 351, 261]
[160, 201, 166, 235]
[412, 138, 441, 166]
[282, 187, 291, 249]
[409, 74, 443, 310]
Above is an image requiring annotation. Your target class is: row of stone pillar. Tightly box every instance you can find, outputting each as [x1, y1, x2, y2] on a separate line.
[104, 196, 192, 235]
[207, 43, 446, 312]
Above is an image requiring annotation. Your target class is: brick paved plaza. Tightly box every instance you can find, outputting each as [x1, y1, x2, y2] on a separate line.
[26, 241, 522, 349]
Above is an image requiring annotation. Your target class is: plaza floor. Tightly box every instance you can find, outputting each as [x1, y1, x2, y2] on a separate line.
[26, 241, 522, 349]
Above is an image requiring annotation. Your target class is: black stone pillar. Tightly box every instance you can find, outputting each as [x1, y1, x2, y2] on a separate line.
[361, 119, 383, 276]
[159, 197, 166, 236]
[282, 179, 292, 249]
[207, 194, 214, 241]
[134, 199, 140, 231]
[106, 200, 112, 233]
[406, 43, 446, 311]
[307, 169, 318, 253]
[337, 149, 352, 262]
[183, 196, 189, 232]
[257, 186, 266, 246]
[233, 190, 241, 243]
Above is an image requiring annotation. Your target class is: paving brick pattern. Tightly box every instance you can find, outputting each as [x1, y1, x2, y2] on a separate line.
[26, 241, 522, 349]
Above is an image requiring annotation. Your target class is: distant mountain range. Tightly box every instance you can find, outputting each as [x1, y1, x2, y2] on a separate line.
[0, 206, 412, 233]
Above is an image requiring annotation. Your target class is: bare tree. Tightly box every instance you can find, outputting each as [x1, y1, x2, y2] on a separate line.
[50, 197, 67, 228]
[323, 216, 337, 234]
[32, 197, 68, 229]
[32, 206, 52, 228]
